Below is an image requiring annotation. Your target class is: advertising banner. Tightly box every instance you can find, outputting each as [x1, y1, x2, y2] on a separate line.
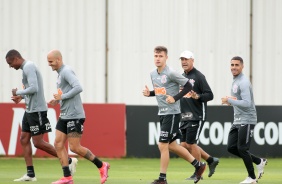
[0, 103, 126, 157]
[126, 106, 282, 158]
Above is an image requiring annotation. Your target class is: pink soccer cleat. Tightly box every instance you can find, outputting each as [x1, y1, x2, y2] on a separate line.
[99, 162, 110, 184]
[51, 176, 73, 184]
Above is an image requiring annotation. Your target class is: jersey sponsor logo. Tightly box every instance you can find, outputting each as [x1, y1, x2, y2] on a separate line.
[160, 131, 168, 138]
[181, 112, 193, 121]
[67, 121, 75, 128]
[159, 107, 168, 113]
[161, 75, 167, 84]
[30, 125, 39, 132]
[154, 87, 166, 95]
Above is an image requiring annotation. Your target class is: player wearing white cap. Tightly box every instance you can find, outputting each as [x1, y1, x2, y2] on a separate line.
[178, 50, 219, 180]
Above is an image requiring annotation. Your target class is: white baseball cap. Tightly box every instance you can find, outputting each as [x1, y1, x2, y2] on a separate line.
[179, 50, 194, 59]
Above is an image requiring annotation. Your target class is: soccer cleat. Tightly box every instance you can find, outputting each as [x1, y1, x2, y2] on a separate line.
[240, 177, 257, 184]
[208, 157, 219, 177]
[13, 174, 37, 181]
[185, 173, 203, 180]
[150, 179, 168, 184]
[69, 157, 78, 176]
[99, 162, 110, 184]
[194, 162, 206, 183]
[257, 158, 267, 179]
[51, 176, 73, 184]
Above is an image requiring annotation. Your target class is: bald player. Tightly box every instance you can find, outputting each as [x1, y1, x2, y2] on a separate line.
[5, 49, 77, 182]
[47, 50, 110, 184]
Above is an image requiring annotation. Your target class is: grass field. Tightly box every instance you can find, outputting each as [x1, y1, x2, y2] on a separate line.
[0, 157, 281, 184]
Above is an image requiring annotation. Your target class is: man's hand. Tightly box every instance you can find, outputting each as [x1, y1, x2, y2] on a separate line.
[53, 93, 62, 101]
[49, 99, 59, 106]
[12, 88, 17, 96]
[166, 95, 175, 104]
[190, 90, 200, 99]
[143, 85, 150, 97]
[11, 96, 22, 104]
[221, 96, 230, 105]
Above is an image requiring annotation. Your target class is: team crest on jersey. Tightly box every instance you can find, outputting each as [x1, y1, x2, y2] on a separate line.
[161, 75, 167, 84]
[233, 84, 238, 93]
[189, 79, 195, 87]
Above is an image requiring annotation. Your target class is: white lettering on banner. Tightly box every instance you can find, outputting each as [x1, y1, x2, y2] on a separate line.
[223, 123, 232, 145]
[0, 140, 6, 154]
[209, 122, 224, 145]
[279, 123, 282, 144]
[149, 122, 160, 145]
[8, 108, 25, 155]
[264, 122, 278, 145]
[199, 123, 209, 145]
[47, 108, 57, 147]
[148, 121, 282, 146]
[254, 122, 264, 145]
[7, 108, 57, 156]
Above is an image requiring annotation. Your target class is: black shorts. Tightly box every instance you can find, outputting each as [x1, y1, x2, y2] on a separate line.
[56, 118, 85, 135]
[159, 114, 182, 143]
[180, 120, 204, 144]
[22, 111, 52, 136]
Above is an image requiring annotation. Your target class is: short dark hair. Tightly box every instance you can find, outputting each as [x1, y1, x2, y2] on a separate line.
[154, 46, 168, 55]
[6, 49, 22, 59]
[231, 56, 243, 64]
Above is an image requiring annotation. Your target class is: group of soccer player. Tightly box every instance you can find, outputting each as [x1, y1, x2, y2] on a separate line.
[6, 49, 109, 184]
[143, 46, 267, 184]
[5, 46, 267, 184]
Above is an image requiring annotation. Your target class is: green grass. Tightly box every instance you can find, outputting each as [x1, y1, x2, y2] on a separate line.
[0, 157, 281, 184]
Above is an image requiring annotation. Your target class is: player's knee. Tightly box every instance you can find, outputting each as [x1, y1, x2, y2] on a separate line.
[180, 142, 186, 147]
[19, 134, 30, 145]
[227, 145, 236, 154]
[69, 144, 79, 153]
[237, 145, 247, 153]
[53, 140, 64, 150]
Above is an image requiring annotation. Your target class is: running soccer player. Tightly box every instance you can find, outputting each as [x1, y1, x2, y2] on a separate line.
[143, 46, 206, 184]
[221, 56, 267, 184]
[178, 50, 219, 180]
[47, 50, 110, 184]
[5, 49, 77, 182]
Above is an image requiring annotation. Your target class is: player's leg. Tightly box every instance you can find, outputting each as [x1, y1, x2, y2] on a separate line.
[168, 115, 206, 184]
[52, 119, 73, 184]
[27, 111, 57, 157]
[14, 113, 37, 182]
[151, 115, 171, 184]
[28, 112, 77, 176]
[198, 146, 219, 177]
[238, 124, 257, 183]
[67, 119, 109, 184]
[227, 124, 241, 157]
[184, 121, 202, 161]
